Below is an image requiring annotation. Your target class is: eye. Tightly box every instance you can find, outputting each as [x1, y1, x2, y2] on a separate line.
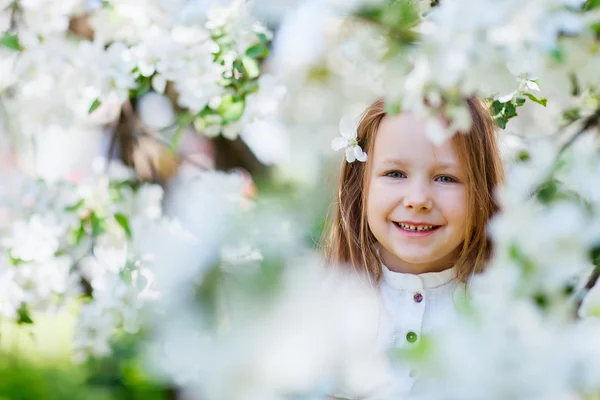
[384, 170, 406, 179]
[435, 175, 458, 183]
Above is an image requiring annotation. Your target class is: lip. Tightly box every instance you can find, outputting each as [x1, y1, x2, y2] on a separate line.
[393, 221, 441, 238]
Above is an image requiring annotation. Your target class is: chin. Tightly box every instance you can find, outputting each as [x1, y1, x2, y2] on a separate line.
[393, 249, 437, 264]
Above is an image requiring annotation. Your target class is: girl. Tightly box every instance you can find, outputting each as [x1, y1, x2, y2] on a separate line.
[324, 98, 504, 397]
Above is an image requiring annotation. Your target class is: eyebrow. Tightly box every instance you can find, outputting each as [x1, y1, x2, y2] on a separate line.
[380, 158, 459, 170]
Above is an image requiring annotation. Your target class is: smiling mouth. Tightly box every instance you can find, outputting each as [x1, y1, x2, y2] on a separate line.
[393, 222, 441, 232]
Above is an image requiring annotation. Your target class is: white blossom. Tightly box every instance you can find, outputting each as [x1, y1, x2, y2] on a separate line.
[331, 116, 367, 163]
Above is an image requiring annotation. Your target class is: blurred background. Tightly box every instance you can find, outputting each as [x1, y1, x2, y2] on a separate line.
[1, 0, 600, 399]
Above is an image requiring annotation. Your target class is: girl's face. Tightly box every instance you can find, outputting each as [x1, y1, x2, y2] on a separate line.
[366, 113, 468, 274]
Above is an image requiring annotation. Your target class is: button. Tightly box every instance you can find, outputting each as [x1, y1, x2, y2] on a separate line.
[413, 292, 423, 303]
[406, 331, 418, 343]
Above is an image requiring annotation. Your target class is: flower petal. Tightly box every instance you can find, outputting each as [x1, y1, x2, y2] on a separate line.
[152, 74, 167, 94]
[331, 137, 348, 151]
[345, 147, 356, 163]
[339, 116, 357, 139]
[354, 146, 367, 162]
[497, 91, 516, 103]
[526, 80, 540, 91]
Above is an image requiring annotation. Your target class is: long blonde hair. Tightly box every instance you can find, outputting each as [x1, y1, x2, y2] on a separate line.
[322, 98, 504, 284]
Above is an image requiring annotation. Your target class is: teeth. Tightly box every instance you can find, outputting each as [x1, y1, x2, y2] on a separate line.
[398, 223, 436, 232]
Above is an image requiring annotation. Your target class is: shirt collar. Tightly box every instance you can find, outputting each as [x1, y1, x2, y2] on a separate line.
[381, 261, 457, 291]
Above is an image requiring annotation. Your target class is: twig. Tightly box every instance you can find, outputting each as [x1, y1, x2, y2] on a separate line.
[533, 106, 600, 194]
[8, 1, 20, 31]
[556, 107, 600, 158]
[574, 265, 600, 319]
[119, 101, 210, 171]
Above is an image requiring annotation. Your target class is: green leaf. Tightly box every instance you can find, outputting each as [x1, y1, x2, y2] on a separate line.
[218, 95, 245, 122]
[504, 102, 518, 118]
[64, 198, 85, 212]
[515, 97, 526, 106]
[241, 56, 260, 79]
[0, 32, 21, 51]
[90, 212, 106, 236]
[7, 249, 25, 267]
[584, 0, 600, 10]
[495, 116, 508, 130]
[17, 303, 34, 325]
[88, 98, 102, 114]
[256, 32, 271, 44]
[245, 43, 269, 58]
[114, 213, 132, 238]
[550, 46, 565, 63]
[491, 100, 504, 116]
[525, 93, 548, 107]
[508, 243, 536, 277]
[232, 59, 244, 75]
[516, 150, 530, 162]
[73, 223, 86, 246]
[563, 108, 581, 122]
[536, 179, 559, 204]
[133, 76, 151, 97]
[590, 245, 600, 267]
[533, 293, 549, 310]
[241, 80, 260, 96]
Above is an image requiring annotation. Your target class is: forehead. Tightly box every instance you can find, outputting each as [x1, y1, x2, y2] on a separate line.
[372, 113, 461, 167]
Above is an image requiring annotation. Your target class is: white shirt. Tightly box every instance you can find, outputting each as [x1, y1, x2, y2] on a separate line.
[374, 262, 466, 398]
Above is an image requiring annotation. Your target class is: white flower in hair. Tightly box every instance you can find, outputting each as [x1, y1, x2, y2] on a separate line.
[331, 116, 368, 163]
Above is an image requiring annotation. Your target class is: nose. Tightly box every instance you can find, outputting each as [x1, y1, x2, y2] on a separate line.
[403, 179, 433, 211]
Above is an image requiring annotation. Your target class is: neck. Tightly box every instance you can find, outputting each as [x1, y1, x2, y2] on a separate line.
[379, 246, 460, 275]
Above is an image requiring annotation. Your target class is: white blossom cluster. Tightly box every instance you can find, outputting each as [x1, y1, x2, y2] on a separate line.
[2, 0, 600, 399]
[0, 158, 161, 360]
[266, 0, 600, 145]
[0, 0, 284, 148]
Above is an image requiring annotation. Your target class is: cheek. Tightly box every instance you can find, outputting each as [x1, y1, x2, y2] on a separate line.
[366, 183, 390, 234]
[440, 189, 467, 223]
[366, 182, 393, 218]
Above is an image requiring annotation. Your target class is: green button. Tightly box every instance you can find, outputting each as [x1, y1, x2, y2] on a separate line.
[406, 331, 418, 343]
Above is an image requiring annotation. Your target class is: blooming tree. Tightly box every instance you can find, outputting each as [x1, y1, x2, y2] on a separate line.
[1, 0, 600, 399]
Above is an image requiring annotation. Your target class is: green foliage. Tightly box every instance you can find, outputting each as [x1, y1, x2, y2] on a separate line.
[525, 93, 548, 107]
[114, 214, 132, 239]
[89, 211, 107, 237]
[563, 107, 581, 122]
[584, 0, 600, 10]
[64, 199, 85, 212]
[218, 94, 245, 123]
[515, 149, 531, 162]
[355, 0, 421, 56]
[491, 94, 547, 129]
[181, 20, 271, 141]
[491, 99, 518, 129]
[88, 98, 102, 114]
[17, 303, 34, 325]
[508, 243, 536, 277]
[131, 75, 152, 98]
[0, 334, 170, 400]
[591, 245, 600, 267]
[73, 223, 86, 246]
[7, 249, 25, 266]
[0, 32, 21, 51]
